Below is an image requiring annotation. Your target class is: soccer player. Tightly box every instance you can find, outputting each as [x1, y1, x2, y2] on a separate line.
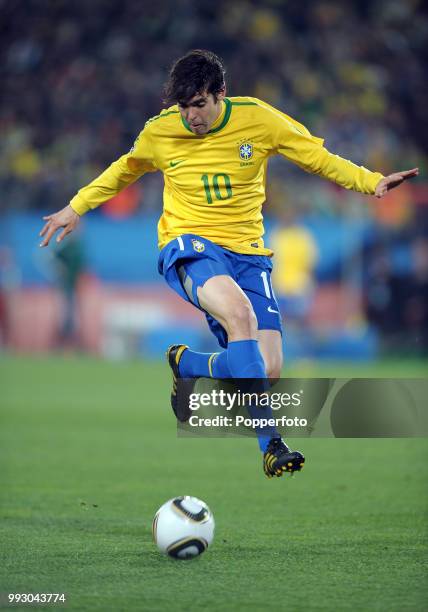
[39, 50, 418, 478]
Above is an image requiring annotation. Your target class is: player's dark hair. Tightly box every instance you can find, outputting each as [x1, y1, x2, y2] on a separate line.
[164, 50, 226, 105]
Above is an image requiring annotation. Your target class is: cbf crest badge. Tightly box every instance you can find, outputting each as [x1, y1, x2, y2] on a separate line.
[238, 141, 253, 161]
[192, 239, 205, 253]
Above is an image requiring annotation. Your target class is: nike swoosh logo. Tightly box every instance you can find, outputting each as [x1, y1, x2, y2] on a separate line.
[267, 306, 280, 314]
[170, 160, 185, 167]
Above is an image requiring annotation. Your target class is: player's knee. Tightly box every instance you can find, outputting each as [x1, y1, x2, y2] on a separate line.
[227, 302, 258, 337]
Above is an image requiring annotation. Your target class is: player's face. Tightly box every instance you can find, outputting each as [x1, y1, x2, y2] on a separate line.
[178, 90, 225, 135]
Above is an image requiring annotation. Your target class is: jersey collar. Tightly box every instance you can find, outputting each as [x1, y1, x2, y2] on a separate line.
[181, 98, 232, 135]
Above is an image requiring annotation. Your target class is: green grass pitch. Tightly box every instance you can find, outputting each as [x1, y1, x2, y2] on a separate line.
[1, 356, 427, 611]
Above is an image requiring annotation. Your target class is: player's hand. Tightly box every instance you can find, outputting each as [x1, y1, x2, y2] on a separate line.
[375, 168, 419, 198]
[39, 204, 80, 247]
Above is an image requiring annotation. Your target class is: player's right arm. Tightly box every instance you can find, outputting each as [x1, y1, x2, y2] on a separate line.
[39, 127, 157, 247]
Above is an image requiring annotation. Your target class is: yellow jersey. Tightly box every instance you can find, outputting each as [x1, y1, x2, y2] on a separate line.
[70, 97, 384, 256]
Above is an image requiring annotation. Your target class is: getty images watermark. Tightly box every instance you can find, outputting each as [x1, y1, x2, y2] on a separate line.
[187, 388, 307, 429]
[176, 378, 428, 438]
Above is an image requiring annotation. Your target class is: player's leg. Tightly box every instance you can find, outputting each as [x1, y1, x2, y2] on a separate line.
[197, 275, 257, 340]
[177, 274, 270, 379]
[166, 256, 304, 476]
[177, 323, 289, 462]
[196, 274, 303, 472]
[167, 273, 266, 422]
[196, 275, 267, 377]
[257, 329, 283, 380]
[197, 275, 294, 455]
[234, 260, 304, 477]
[255, 328, 304, 477]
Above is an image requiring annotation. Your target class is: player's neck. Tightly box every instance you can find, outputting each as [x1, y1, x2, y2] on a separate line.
[210, 100, 226, 130]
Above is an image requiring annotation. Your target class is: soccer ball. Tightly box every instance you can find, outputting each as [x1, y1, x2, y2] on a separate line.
[152, 496, 215, 559]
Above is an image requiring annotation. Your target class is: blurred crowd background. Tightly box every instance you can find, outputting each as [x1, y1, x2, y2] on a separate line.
[1, 0, 427, 361]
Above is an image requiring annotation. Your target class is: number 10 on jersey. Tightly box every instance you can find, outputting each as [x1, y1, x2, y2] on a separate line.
[201, 174, 232, 204]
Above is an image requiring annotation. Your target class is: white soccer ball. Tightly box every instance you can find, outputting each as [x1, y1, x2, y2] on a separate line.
[152, 496, 215, 559]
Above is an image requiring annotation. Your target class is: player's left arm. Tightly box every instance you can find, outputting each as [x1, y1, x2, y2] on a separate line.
[269, 109, 418, 196]
[308, 144, 419, 196]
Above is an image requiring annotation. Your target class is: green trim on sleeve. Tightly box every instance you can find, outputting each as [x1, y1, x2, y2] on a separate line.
[230, 101, 258, 106]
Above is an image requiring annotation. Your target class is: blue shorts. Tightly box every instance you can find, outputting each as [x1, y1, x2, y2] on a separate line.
[158, 234, 282, 348]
